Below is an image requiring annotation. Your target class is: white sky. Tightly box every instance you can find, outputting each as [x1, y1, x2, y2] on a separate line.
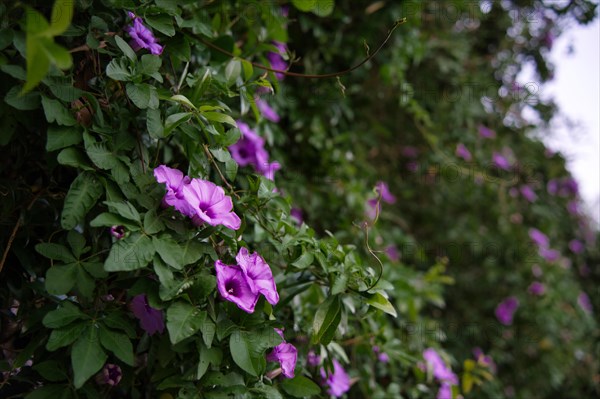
[523, 17, 600, 230]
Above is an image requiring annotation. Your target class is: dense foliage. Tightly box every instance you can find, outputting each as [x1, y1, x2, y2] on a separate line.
[1, 1, 598, 398]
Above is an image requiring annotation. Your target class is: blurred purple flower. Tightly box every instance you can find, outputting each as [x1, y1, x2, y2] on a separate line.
[547, 179, 559, 195]
[495, 296, 519, 325]
[528, 281, 545, 296]
[154, 165, 194, 217]
[569, 239, 584, 254]
[366, 198, 381, 221]
[236, 247, 279, 305]
[562, 178, 579, 196]
[528, 228, 549, 248]
[291, 207, 303, 225]
[130, 294, 165, 335]
[102, 364, 122, 386]
[437, 383, 453, 399]
[256, 98, 280, 123]
[375, 181, 396, 204]
[473, 348, 496, 373]
[532, 264, 543, 277]
[185, 179, 241, 230]
[229, 121, 279, 181]
[422, 348, 458, 385]
[455, 143, 472, 161]
[378, 352, 390, 363]
[307, 350, 321, 366]
[266, 329, 297, 378]
[266, 41, 288, 79]
[478, 125, 496, 139]
[321, 359, 350, 398]
[125, 12, 163, 55]
[578, 292, 593, 313]
[567, 200, 579, 215]
[215, 260, 259, 313]
[520, 185, 537, 202]
[509, 187, 519, 198]
[401, 146, 419, 158]
[110, 225, 125, 239]
[539, 247, 560, 262]
[492, 152, 511, 171]
[385, 245, 400, 262]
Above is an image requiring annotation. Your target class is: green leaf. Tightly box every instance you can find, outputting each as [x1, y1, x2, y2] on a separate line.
[85, 142, 116, 170]
[57, 147, 94, 170]
[61, 172, 103, 229]
[139, 54, 162, 75]
[23, 9, 50, 93]
[33, 361, 68, 382]
[43, 301, 87, 328]
[46, 126, 82, 151]
[35, 243, 76, 262]
[202, 112, 237, 127]
[102, 312, 137, 339]
[41, 96, 76, 126]
[311, 295, 342, 345]
[143, 210, 165, 234]
[225, 59, 241, 85]
[166, 302, 207, 344]
[364, 292, 398, 317]
[46, 322, 87, 351]
[145, 14, 175, 36]
[25, 384, 71, 399]
[67, 231, 87, 258]
[331, 274, 348, 295]
[46, 263, 77, 295]
[229, 329, 280, 377]
[126, 83, 159, 109]
[241, 59, 253, 81]
[146, 108, 164, 138]
[90, 212, 140, 230]
[41, 40, 72, 69]
[164, 112, 192, 135]
[71, 326, 107, 389]
[4, 85, 40, 110]
[114, 35, 136, 61]
[106, 58, 131, 81]
[103, 200, 141, 223]
[48, 0, 75, 36]
[196, 342, 222, 380]
[291, 251, 313, 269]
[104, 232, 155, 271]
[154, 236, 208, 269]
[98, 327, 134, 366]
[280, 375, 322, 397]
[229, 330, 259, 377]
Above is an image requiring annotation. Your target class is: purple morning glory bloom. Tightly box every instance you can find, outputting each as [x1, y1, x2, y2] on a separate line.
[562, 178, 579, 196]
[422, 348, 458, 385]
[266, 41, 288, 79]
[567, 200, 579, 215]
[378, 352, 390, 363]
[578, 292, 593, 313]
[110, 225, 125, 239]
[307, 350, 321, 366]
[366, 197, 381, 220]
[547, 179, 559, 195]
[455, 143, 472, 161]
[539, 247, 560, 262]
[492, 152, 511, 171]
[236, 247, 279, 305]
[125, 12, 163, 55]
[520, 185, 537, 202]
[259, 161, 281, 181]
[495, 296, 519, 325]
[437, 383, 453, 399]
[229, 121, 279, 180]
[154, 165, 195, 217]
[528, 281, 545, 296]
[375, 181, 396, 204]
[478, 125, 496, 139]
[569, 239, 584, 254]
[256, 98, 280, 122]
[102, 364, 122, 386]
[528, 228, 549, 248]
[472, 348, 496, 373]
[385, 245, 400, 262]
[130, 294, 165, 335]
[321, 359, 350, 397]
[266, 329, 297, 378]
[184, 179, 241, 230]
[290, 207, 303, 225]
[215, 260, 259, 313]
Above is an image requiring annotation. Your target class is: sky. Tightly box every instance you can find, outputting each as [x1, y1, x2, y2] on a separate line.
[525, 16, 600, 230]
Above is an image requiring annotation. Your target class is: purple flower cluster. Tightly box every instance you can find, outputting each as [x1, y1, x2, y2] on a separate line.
[266, 329, 297, 378]
[215, 247, 278, 313]
[130, 294, 165, 335]
[569, 239, 584, 254]
[519, 185, 537, 203]
[495, 296, 519, 325]
[455, 143, 472, 161]
[373, 345, 389, 363]
[154, 165, 241, 230]
[528, 228, 561, 262]
[321, 359, 350, 397]
[528, 281, 546, 296]
[229, 121, 280, 181]
[547, 177, 579, 197]
[492, 151, 512, 171]
[125, 12, 163, 55]
[266, 41, 288, 80]
[422, 348, 458, 399]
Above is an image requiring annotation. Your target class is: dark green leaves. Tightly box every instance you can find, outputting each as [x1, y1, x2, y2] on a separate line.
[280, 375, 322, 397]
[42, 301, 87, 329]
[61, 172, 103, 229]
[166, 302, 207, 344]
[71, 326, 107, 388]
[229, 329, 281, 377]
[98, 327, 134, 366]
[104, 232, 155, 271]
[311, 295, 342, 345]
[364, 292, 398, 317]
[154, 236, 209, 269]
[126, 83, 159, 109]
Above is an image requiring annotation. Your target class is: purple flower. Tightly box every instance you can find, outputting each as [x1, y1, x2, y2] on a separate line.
[102, 364, 122, 386]
[567, 200, 579, 215]
[154, 165, 195, 217]
[532, 264, 543, 277]
[437, 383, 453, 399]
[125, 12, 163, 55]
[455, 143, 472, 161]
[378, 352, 390, 363]
[528, 282, 545, 296]
[321, 359, 350, 397]
[236, 247, 279, 305]
[366, 198, 381, 220]
[472, 348, 496, 373]
[492, 152, 511, 171]
[478, 125, 496, 139]
[422, 348, 458, 385]
[290, 207, 303, 225]
[528, 228, 549, 248]
[375, 181, 396, 204]
[130, 294, 165, 335]
[110, 225, 125, 239]
[266, 329, 297, 378]
[256, 98, 280, 122]
[307, 350, 321, 366]
[578, 292, 593, 313]
[539, 247, 560, 262]
[569, 239, 584, 254]
[266, 41, 288, 79]
[385, 245, 400, 262]
[401, 146, 419, 158]
[562, 178, 579, 196]
[547, 179, 559, 195]
[229, 121, 279, 180]
[509, 187, 519, 198]
[520, 185, 537, 202]
[495, 296, 519, 325]
[184, 179, 241, 230]
[215, 260, 259, 313]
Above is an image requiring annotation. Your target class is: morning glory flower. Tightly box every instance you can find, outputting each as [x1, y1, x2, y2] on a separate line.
[125, 12, 163, 55]
[478, 125, 496, 139]
[375, 181, 396, 204]
[528, 228, 549, 248]
[578, 292, 593, 313]
[266, 329, 297, 378]
[154, 165, 195, 217]
[321, 359, 350, 397]
[236, 247, 279, 305]
[229, 121, 279, 180]
[110, 225, 125, 239]
[472, 348, 496, 373]
[385, 245, 400, 262]
[495, 296, 519, 325]
[455, 143, 472, 161]
[539, 247, 560, 262]
[290, 207, 303, 225]
[437, 383, 453, 399]
[520, 185, 537, 202]
[256, 98, 280, 122]
[130, 294, 165, 335]
[528, 281, 546, 296]
[215, 260, 259, 313]
[569, 239, 584, 254]
[102, 364, 122, 386]
[184, 179, 241, 230]
[307, 350, 321, 366]
[492, 152, 511, 171]
[266, 41, 288, 79]
[422, 348, 458, 384]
